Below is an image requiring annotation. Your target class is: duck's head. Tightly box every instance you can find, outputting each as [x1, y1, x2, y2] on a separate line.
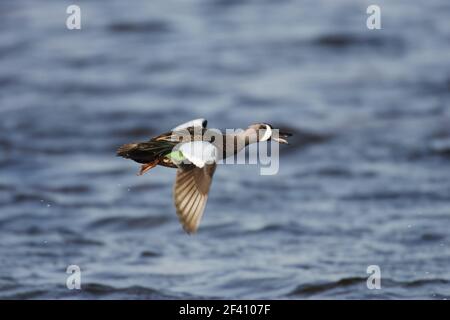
[247, 123, 292, 144]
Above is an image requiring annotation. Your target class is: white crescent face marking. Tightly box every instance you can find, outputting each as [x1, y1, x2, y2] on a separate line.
[261, 125, 272, 141]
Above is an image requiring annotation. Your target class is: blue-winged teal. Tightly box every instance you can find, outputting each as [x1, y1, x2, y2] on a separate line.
[117, 119, 291, 233]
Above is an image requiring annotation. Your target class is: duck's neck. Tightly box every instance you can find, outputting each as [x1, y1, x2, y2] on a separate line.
[240, 128, 259, 146]
[219, 128, 258, 158]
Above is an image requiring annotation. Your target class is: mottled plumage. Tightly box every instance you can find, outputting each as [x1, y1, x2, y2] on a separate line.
[117, 119, 291, 233]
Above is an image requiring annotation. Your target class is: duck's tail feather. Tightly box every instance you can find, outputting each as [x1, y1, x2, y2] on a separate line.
[116, 141, 176, 164]
[116, 143, 139, 158]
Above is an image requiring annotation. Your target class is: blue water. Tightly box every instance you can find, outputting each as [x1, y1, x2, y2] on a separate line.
[1, 0, 450, 299]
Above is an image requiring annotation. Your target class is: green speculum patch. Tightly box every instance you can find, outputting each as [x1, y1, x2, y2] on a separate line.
[166, 150, 185, 162]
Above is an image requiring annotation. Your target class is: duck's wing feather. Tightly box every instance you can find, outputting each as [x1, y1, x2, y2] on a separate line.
[151, 124, 208, 144]
[178, 141, 217, 168]
[172, 118, 207, 131]
[173, 163, 216, 234]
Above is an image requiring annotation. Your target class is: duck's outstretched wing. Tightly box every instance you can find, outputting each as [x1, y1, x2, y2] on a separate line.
[173, 163, 216, 234]
[151, 119, 208, 144]
[177, 141, 217, 168]
[172, 118, 207, 131]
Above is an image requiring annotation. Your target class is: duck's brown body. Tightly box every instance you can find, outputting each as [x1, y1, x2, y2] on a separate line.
[117, 127, 210, 172]
[116, 119, 291, 233]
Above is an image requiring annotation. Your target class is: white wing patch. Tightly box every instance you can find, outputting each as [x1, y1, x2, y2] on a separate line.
[179, 141, 217, 168]
[172, 118, 207, 131]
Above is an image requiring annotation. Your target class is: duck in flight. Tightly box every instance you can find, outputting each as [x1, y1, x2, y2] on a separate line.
[117, 119, 291, 234]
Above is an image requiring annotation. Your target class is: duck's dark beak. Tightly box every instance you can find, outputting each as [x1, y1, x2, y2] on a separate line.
[273, 131, 292, 144]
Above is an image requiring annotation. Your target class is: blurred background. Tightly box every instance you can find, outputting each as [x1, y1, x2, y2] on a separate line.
[0, 0, 450, 299]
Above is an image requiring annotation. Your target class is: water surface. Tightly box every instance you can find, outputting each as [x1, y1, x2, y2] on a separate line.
[0, 0, 450, 299]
